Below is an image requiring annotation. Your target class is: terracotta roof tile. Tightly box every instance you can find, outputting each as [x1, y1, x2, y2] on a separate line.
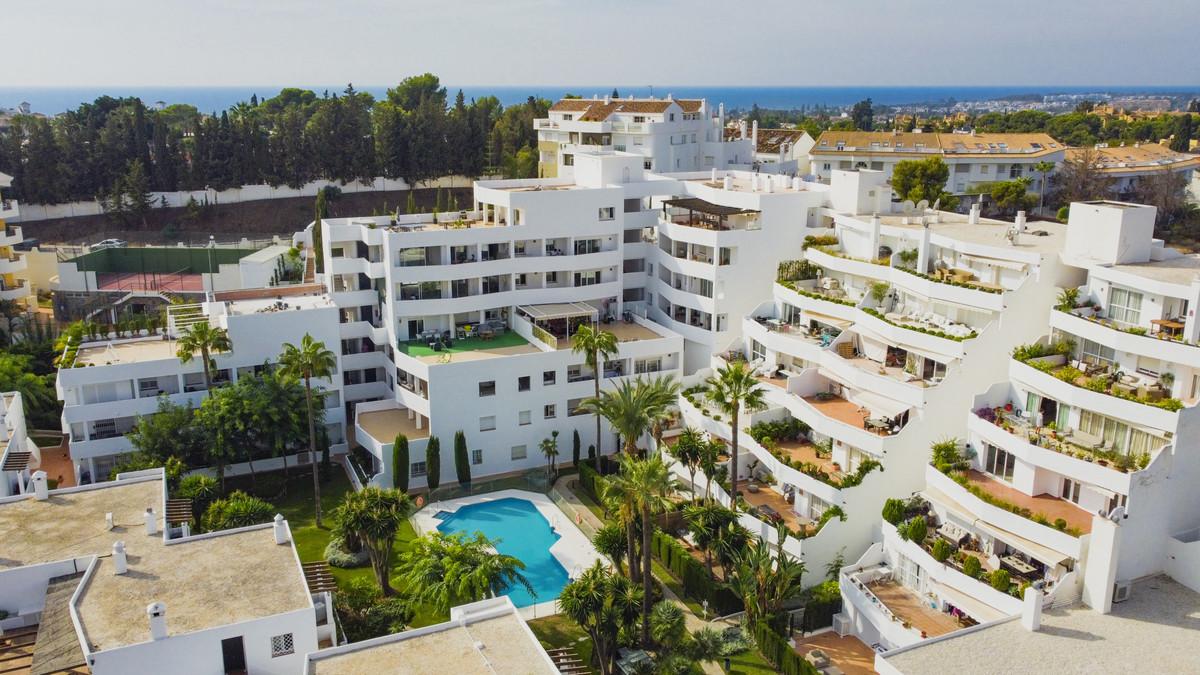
[811, 131, 1063, 158]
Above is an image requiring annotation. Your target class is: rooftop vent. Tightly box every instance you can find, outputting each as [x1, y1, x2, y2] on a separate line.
[31, 471, 48, 501]
[113, 541, 128, 575]
[147, 602, 168, 641]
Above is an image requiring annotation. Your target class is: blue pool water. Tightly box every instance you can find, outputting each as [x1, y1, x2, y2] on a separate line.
[435, 497, 569, 608]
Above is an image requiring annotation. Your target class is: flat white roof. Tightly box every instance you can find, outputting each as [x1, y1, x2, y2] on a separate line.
[238, 244, 291, 264]
[1106, 254, 1200, 286]
[881, 575, 1200, 675]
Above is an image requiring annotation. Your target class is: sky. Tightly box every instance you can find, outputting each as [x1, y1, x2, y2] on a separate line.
[6, 0, 1198, 88]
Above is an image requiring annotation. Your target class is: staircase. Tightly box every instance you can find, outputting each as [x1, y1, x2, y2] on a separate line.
[546, 646, 589, 674]
[0, 626, 37, 675]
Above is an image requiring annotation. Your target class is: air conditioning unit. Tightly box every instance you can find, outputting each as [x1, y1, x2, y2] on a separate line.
[832, 613, 852, 637]
[1112, 580, 1133, 604]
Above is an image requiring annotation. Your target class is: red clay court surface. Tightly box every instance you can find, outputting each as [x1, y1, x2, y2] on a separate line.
[96, 272, 205, 293]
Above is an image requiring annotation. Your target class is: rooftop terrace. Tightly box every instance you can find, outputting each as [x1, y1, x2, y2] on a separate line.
[358, 407, 430, 444]
[1107, 253, 1200, 285]
[873, 213, 1069, 255]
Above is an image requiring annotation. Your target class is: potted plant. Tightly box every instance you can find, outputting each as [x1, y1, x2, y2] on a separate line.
[1004, 401, 1013, 412]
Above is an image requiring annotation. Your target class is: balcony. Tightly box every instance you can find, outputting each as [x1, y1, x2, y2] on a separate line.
[0, 279, 28, 301]
[1010, 353, 1183, 428]
[1050, 308, 1200, 368]
[0, 199, 18, 221]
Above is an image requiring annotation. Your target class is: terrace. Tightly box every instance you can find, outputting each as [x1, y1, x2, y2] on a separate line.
[978, 406, 1155, 473]
[661, 198, 761, 231]
[771, 439, 845, 481]
[869, 581, 962, 638]
[74, 337, 182, 367]
[803, 393, 903, 436]
[741, 482, 809, 533]
[1013, 346, 1183, 412]
[357, 407, 430, 444]
[958, 469, 1092, 535]
[397, 332, 538, 364]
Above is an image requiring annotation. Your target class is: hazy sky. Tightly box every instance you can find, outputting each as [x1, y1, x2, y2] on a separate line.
[8, 0, 1198, 87]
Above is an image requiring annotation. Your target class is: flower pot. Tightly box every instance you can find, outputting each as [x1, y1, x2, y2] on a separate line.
[1005, 403, 1013, 412]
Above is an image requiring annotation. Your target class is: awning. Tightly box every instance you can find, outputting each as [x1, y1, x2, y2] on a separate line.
[927, 579, 1010, 623]
[801, 310, 852, 329]
[927, 485, 1073, 568]
[518, 302, 599, 321]
[959, 253, 1027, 272]
[850, 324, 958, 363]
[663, 197, 759, 217]
[849, 389, 912, 419]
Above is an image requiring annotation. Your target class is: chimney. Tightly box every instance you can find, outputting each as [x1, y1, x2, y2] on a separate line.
[968, 202, 981, 225]
[144, 508, 158, 536]
[603, 94, 611, 105]
[31, 470, 48, 501]
[113, 541, 128, 575]
[710, 168, 717, 182]
[273, 514, 289, 545]
[718, 103, 725, 133]
[739, 120, 747, 140]
[792, 176, 802, 191]
[147, 602, 168, 641]
[751, 120, 759, 149]
[105, 512, 115, 530]
[1020, 586, 1044, 632]
[1015, 210, 1027, 231]
[722, 175, 733, 191]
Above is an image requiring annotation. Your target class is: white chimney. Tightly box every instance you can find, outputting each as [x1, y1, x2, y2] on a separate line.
[723, 175, 733, 191]
[968, 202, 981, 225]
[113, 541, 128, 575]
[31, 470, 48, 501]
[739, 120, 747, 140]
[710, 168, 717, 182]
[105, 512, 115, 530]
[718, 103, 725, 133]
[792, 177, 801, 191]
[144, 507, 158, 535]
[273, 514, 289, 545]
[603, 95, 611, 105]
[1020, 586, 1044, 631]
[1015, 210, 1027, 231]
[751, 120, 759, 149]
[147, 602, 168, 641]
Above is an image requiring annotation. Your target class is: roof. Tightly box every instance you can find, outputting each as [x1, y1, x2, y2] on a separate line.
[1068, 143, 1200, 175]
[724, 127, 811, 154]
[880, 575, 1200, 675]
[0, 475, 312, 652]
[663, 197, 760, 217]
[549, 97, 704, 121]
[1107, 254, 1200, 285]
[518, 301, 599, 321]
[0, 171, 12, 189]
[308, 598, 557, 675]
[870, 212, 1069, 256]
[811, 131, 1064, 158]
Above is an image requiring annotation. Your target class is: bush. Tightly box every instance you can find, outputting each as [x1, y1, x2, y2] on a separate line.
[753, 622, 821, 675]
[906, 517, 927, 543]
[201, 491, 275, 532]
[334, 577, 413, 643]
[799, 580, 842, 632]
[652, 531, 742, 616]
[990, 569, 1011, 592]
[882, 498, 907, 526]
[324, 535, 370, 568]
[931, 538, 952, 562]
[963, 555, 982, 578]
[176, 474, 218, 517]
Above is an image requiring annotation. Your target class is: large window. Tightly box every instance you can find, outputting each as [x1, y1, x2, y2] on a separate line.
[1079, 338, 1115, 368]
[511, 445, 527, 460]
[1108, 287, 1143, 326]
[985, 444, 1016, 482]
[480, 416, 496, 432]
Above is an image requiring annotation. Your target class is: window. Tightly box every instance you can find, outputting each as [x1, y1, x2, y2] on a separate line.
[472, 449, 483, 465]
[563, 154, 574, 166]
[644, 160, 653, 170]
[633, 115, 646, 123]
[719, 247, 732, 266]
[479, 381, 496, 397]
[519, 410, 532, 426]
[511, 445, 527, 460]
[751, 340, 766, 362]
[634, 357, 662, 374]
[271, 633, 294, 658]
[1061, 478, 1081, 504]
[544, 404, 557, 419]
[568, 398, 587, 416]
[518, 376, 531, 392]
[1078, 338, 1115, 368]
[598, 207, 615, 221]
[985, 444, 1016, 482]
[1108, 287, 1142, 326]
[543, 370, 556, 385]
[562, 114, 573, 121]
[480, 416, 496, 432]
[669, 113, 675, 121]
[411, 461, 427, 477]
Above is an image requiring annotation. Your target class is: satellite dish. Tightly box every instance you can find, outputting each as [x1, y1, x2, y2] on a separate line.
[901, 200, 916, 215]
[916, 199, 930, 213]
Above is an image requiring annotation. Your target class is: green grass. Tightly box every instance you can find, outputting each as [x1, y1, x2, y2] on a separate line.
[528, 615, 597, 674]
[226, 468, 445, 626]
[398, 331, 529, 357]
[724, 648, 778, 675]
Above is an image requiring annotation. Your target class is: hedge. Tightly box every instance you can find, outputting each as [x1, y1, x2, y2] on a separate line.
[799, 580, 842, 633]
[579, 462, 606, 503]
[754, 622, 820, 675]
[652, 531, 742, 616]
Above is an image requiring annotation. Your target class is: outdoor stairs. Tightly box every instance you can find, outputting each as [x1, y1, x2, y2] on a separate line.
[547, 646, 588, 674]
[0, 626, 37, 675]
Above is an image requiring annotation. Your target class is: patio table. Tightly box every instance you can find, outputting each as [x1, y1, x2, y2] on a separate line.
[1001, 555, 1037, 577]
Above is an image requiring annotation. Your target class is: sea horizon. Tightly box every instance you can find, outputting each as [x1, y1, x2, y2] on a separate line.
[3, 84, 1199, 116]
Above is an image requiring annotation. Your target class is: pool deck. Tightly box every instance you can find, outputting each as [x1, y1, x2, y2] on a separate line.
[411, 489, 606, 619]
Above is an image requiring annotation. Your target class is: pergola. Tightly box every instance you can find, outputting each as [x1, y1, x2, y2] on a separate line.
[662, 197, 759, 231]
[517, 302, 599, 339]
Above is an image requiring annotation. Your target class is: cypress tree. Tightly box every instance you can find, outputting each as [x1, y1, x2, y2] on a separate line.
[406, 190, 417, 214]
[392, 434, 409, 492]
[454, 430, 471, 486]
[425, 436, 441, 492]
[572, 430, 581, 468]
[588, 444, 597, 470]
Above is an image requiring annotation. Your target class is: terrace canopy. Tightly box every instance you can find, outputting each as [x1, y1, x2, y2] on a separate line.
[662, 197, 760, 231]
[517, 302, 599, 341]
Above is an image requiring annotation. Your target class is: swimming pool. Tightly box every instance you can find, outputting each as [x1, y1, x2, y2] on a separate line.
[434, 497, 570, 608]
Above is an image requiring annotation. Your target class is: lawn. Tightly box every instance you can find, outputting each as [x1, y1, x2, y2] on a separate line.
[226, 468, 445, 626]
[397, 331, 529, 357]
[528, 615, 597, 674]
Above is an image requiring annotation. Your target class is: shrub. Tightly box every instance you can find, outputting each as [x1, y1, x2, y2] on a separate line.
[906, 517, 927, 544]
[963, 556, 982, 578]
[201, 491, 275, 532]
[931, 538, 953, 562]
[990, 569, 1011, 592]
[801, 234, 838, 250]
[324, 535, 370, 568]
[1054, 366, 1085, 384]
[176, 474, 218, 517]
[882, 498, 907, 526]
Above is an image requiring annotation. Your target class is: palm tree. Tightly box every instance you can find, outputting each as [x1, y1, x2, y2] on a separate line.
[558, 561, 642, 675]
[593, 522, 628, 577]
[571, 324, 618, 460]
[725, 538, 806, 626]
[176, 322, 231, 392]
[600, 465, 643, 584]
[623, 455, 680, 646]
[683, 501, 738, 579]
[333, 487, 413, 595]
[705, 361, 764, 501]
[540, 430, 560, 483]
[671, 427, 705, 501]
[582, 376, 679, 457]
[699, 438, 722, 503]
[399, 531, 533, 614]
[279, 334, 337, 528]
[1034, 160, 1056, 214]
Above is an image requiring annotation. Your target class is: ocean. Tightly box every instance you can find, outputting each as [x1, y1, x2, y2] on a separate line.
[2, 85, 1198, 116]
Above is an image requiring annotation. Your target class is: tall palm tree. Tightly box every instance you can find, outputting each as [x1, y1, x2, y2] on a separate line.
[671, 427, 705, 501]
[623, 455, 680, 646]
[399, 531, 533, 614]
[333, 487, 413, 595]
[581, 376, 678, 457]
[705, 361, 765, 501]
[726, 538, 806, 627]
[540, 430, 560, 483]
[683, 501, 738, 579]
[176, 322, 232, 392]
[698, 438, 722, 504]
[571, 324, 618, 460]
[279, 334, 337, 528]
[1034, 160, 1056, 214]
[600, 465, 643, 584]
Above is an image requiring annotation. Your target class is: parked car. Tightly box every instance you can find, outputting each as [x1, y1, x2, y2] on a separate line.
[92, 238, 127, 251]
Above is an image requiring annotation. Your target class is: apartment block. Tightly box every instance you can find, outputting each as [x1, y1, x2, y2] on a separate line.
[0, 172, 31, 306]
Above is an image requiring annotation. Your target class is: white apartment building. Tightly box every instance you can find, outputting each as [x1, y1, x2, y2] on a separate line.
[809, 131, 1066, 203]
[836, 200, 1200, 658]
[1068, 142, 1200, 201]
[0, 469, 334, 675]
[673, 169, 1077, 580]
[0, 171, 32, 306]
[55, 291, 347, 483]
[535, 96, 754, 179]
[724, 121, 816, 175]
[0, 391, 34, 498]
[320, 152, 835, 490]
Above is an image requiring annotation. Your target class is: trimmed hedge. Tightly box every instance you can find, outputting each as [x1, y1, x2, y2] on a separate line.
[754, 622, 820, 675]
[799, 580, 842, 633]
[579, 462, 606, 503]
[651, 531, 742, 616]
